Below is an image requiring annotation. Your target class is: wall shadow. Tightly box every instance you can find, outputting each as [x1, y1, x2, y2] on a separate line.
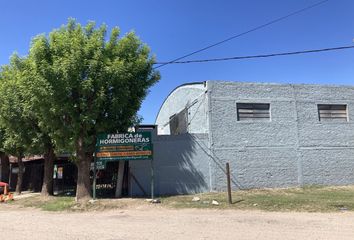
[130, 133, 209, 196]
[191, 134, 244, 189]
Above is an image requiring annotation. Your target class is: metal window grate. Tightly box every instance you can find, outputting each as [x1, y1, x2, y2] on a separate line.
[237, 103, 270, 121]
[318, 104, 348, 122]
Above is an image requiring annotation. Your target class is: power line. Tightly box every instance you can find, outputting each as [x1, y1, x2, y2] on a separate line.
[154, 0, 330, 69]
[155, 45, 354, 65]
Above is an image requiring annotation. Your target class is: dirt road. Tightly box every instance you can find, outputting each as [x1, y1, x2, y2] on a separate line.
[1, 204, 354, 240]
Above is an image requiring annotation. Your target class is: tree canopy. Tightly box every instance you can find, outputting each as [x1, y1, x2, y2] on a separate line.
[0, 55, 36, 157]
[21, 19, 160, 200]
[0, 19, 159, 199]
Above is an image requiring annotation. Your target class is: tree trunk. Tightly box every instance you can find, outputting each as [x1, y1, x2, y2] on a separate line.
[115, 161, 125, 198]
[75, 135, 92, 201]
[0, 152, 10, 183]
[41, 143, 55, 196]
[16, 154, 24, 194]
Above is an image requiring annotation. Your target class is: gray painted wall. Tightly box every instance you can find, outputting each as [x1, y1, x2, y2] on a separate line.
[130, 132, 210, 196]
[208, 81, 354, 191]
[150, 81, 354, 195]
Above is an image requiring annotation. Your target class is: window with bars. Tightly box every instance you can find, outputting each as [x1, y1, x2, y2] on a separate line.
[318, 104, 348, 122]
[237, 103, 270, 121]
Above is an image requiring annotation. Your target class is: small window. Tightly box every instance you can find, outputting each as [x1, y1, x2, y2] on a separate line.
[237, 103, 270, 121]
[169, 108, 188, 135]
[318, 104, 348, 122]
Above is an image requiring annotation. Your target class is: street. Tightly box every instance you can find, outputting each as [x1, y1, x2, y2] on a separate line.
[1, 204, 354, 240]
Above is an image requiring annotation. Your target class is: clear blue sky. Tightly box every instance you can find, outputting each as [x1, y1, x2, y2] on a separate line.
[1, 0, 354, 123]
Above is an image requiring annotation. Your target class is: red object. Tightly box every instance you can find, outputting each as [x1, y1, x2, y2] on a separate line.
[0, 182, 8, 187]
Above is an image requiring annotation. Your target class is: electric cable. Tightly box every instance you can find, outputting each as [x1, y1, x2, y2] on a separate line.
[154, 0, 330, 69]
[155, 45, 354, 65]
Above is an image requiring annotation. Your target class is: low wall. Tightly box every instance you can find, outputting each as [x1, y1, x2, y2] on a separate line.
[129, 133, 210, 196]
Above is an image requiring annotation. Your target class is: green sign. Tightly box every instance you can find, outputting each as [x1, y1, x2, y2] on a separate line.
[96, 132, 152, 161]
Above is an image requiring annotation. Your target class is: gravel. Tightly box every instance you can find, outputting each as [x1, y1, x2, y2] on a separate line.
[1, 204, 354, 239]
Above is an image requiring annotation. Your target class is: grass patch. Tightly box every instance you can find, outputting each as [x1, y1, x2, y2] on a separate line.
[161, 185, 354, 212]
[9, 185, 354, 212]
[10, 196, 138, 212]
[12, 196, 76, 211]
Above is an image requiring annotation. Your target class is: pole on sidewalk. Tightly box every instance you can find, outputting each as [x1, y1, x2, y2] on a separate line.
[93, 153, 97, 200]
[4, 184, 8, 195]
[151, 158, 154, 200]
[226, 162, 232, 204]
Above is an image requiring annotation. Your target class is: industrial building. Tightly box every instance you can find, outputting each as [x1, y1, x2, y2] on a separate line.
[130, 81, 354, 195]
[2, 80, 354, 197]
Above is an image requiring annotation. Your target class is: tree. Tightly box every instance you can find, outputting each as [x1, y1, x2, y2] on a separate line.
[26, 19, 160, 201]
[0, 55, 56, 195]
[16, 61, 56, 197]
[0, 56, 35, 194]
[39, 135, 55, 196]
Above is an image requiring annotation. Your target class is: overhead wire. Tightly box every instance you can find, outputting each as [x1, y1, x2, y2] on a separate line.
[154, 0, 330, 69]
[154, 45, 354, 65]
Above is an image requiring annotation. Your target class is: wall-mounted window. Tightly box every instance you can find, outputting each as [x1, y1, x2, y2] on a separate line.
[318, 104, 348, 122]
[237, 103, 270, 121]
[169, 108, 188, 135]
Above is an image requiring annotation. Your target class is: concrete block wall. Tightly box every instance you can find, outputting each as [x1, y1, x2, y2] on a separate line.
[208, 81, 354, 191]
[130, 133, 210, 196]
[294, 84, 354, 186]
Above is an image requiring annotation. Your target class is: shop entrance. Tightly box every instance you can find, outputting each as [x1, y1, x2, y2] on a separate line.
[90, 161, 130, 198]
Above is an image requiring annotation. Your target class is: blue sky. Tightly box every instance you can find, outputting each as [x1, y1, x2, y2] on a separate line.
[1, 0, 354, 123]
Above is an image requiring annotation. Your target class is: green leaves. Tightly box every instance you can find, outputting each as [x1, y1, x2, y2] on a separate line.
[0, 17, 159, 166]
[0, 56, 39, 155]
[0, 19, 160, 199]
[19, 19, 158, 156]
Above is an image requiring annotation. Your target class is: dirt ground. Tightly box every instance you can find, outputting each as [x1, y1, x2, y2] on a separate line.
[1, 204, 354, 240]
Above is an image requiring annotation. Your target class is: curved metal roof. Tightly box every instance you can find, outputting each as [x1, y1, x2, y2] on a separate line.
[154, 81, 205, 123]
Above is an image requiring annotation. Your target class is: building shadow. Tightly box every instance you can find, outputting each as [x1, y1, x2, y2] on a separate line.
[129, 133, 209, 196]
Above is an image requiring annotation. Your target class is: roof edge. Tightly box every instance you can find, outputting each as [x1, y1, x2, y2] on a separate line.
[154, 81, 205, 123]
